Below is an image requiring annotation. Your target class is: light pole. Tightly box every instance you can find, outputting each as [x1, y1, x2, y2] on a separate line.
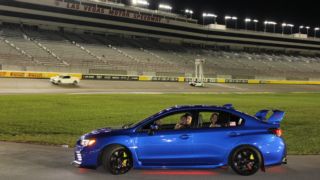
[287, 24, 294, 34]
[202, 13, 207, 26]
[245, 18, 252, 31]
[225, 16, 231, 28]
[306, 26, 310, 35]
[232, 16, 238, 29]
[281, 23, 287, 36]
[299, 26, 304, 34]
[271, 22, 277, 33]
[314, 27, 319, 39]
[253, 19, 259, 31]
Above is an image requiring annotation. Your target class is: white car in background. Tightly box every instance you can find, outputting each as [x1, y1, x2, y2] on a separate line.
[50, 75, 80, 85]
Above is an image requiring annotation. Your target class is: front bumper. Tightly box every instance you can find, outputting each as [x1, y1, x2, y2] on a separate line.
[282, 157, 287, 164]
[72, 160, 82, 168]
[72, 144, 100, 168]
[72, 150, 83, 167]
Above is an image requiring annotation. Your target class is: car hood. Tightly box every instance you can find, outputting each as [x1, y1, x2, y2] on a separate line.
[81, 127, 123, 139]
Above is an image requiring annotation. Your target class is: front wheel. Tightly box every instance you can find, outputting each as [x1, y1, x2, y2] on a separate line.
[102, 145, 132, 175]
[73, 81, 78, 86]
[229, 146, 262, 176]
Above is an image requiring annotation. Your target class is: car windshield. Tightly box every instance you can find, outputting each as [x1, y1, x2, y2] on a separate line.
[122, 111, 163, 129]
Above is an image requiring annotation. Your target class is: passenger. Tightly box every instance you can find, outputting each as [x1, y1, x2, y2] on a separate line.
[175, 113, 193, 130]
[154, 120, 162, 130]
[209, 113, 221, 128]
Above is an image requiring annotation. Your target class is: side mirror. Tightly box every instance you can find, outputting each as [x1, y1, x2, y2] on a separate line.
[148, 124, 159, 136]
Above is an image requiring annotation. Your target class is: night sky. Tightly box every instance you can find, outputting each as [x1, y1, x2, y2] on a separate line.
[125, 0, 318, 33]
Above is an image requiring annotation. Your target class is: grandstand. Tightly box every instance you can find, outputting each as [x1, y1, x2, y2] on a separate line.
[1, 23, 320, 80]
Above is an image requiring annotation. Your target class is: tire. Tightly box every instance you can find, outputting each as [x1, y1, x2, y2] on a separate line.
[57, 81, 61, 85]
[101, 145, 132, 175]
[73, 81, 78, 86]
[229, 146, 262, 176]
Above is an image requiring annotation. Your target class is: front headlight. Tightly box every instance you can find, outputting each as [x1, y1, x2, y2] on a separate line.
[80, 139, 96, 147]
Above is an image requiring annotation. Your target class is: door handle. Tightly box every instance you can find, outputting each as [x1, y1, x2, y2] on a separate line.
[229, 132, 241, 137]
[180, 134, 190, 140]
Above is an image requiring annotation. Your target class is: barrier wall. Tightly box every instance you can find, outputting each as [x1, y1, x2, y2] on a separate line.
[83, 74, 139, 81]
[0, 70, 82, 79]
[1, 71, 320, 85]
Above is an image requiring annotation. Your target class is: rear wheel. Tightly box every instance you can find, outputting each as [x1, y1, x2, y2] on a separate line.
[73, 81, 78, 86]
[229, 146, 262, 176]
[102, 145, 132, 175]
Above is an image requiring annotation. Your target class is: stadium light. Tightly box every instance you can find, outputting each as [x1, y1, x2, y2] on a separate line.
[225, 16, 237, 29]
[185, 9, 194, 14]
[225, 16, 232, 20]
[281, 23, 294, 35]
[131, 0, 149, 7]
[203, 13, 218, 25]
[158, 4, 172, 11]
[245, 18, 252, 31]
[184, 9, 194, 18]
[315, 27, 320, 39]
[264, 21, 277, 33]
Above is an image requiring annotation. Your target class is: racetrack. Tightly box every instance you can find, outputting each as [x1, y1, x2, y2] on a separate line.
[0, 141, 319, 180]
[1, 78, 320, 94]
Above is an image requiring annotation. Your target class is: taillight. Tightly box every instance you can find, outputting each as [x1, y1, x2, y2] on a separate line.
[271, 128, 282, 137]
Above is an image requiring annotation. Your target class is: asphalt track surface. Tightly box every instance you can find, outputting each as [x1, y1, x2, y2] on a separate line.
[0, 142, 319, 180]
[1, 78, 320, 94]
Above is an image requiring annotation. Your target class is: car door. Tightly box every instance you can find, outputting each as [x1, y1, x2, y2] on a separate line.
[134, 111, 196, 166]
[191, 110, 244, 166]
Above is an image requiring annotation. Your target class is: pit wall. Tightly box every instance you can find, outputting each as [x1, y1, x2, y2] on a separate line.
[1, 70, 320, 85]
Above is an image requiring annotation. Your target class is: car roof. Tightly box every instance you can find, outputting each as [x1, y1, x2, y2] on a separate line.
[157, 105, 252, 117]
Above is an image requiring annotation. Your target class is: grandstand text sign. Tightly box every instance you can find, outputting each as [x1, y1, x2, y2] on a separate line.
[64, 2, 163, 23]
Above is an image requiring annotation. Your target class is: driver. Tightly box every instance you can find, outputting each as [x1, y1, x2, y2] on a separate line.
[209, 113, 221, 128]
[175, 113, 193, 130]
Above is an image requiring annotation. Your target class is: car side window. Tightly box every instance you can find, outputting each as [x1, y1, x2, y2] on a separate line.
[141, 112, 194, 131]
[198, 111, 244, 128]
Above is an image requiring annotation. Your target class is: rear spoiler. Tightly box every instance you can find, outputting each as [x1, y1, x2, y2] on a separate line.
[255, 110, 285, 124]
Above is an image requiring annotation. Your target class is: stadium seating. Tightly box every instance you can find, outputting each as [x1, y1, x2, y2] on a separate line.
[0, 24, 320, 79]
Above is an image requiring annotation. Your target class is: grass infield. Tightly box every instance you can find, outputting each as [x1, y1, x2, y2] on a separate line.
[0, 93, 319, 154]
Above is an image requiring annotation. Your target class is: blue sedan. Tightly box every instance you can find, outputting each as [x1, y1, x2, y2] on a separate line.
[73, 104, 287, 176]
